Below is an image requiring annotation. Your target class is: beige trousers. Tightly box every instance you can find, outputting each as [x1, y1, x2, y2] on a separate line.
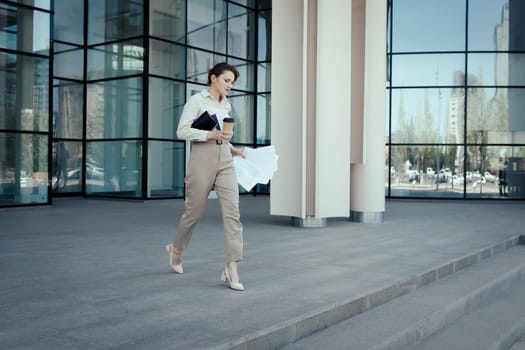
[174, 140, 243, 262]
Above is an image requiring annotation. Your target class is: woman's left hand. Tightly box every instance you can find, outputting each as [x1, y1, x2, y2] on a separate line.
[231, 146, 245, 158]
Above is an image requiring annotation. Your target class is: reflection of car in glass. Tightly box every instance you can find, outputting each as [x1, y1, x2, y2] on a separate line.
[86, 163, 104, 179]
[451, 175, 464, 186]
[20, 176, 31, 184]
[67, 163, 104, 180]
[436, 168, 451, 183]
[426, 167, 435, 175]
[407, 169, 420, 182]
[469, 170, 482, 182]
[67, 168, 81, 179]
[483, 171, 498, 183]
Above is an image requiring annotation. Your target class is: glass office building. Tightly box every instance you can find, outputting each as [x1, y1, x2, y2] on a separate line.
[386, 0, 525, 199]
[1, 0, 523, 208]
[0, 0, 271, 206]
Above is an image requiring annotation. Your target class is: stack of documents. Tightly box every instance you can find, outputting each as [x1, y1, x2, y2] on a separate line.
[233, 145, 279, 191]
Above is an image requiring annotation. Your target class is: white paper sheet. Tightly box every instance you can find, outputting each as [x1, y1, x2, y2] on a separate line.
[233, 145, 279, 191]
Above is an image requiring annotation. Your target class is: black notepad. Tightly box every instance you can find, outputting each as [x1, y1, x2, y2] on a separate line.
[191, 111, 217, 130]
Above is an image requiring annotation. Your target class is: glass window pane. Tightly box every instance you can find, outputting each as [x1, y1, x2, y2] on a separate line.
[187, 0, 227, 54]
[149, 39, 185, 79]
[229, 57, 255, 92]
[231, 0, 256, 8]
[385, 90, 391, 143]
[258, 10, 271, 61]
[147, 141, 185, 198]
[0, 132, 48, 205]
[88, 0, 144, 45]
[54, 0, 83, 44]
[11, 1, 51, 10]
[228, 3, 255, 60]
[54, 43, 84, 80]
[0, 52, 49, 132]
[52, 141, 82, 193]
[468, 53, 525, 86]
[390, 88, 461, 143]
[389, 145, 463, 198]
[0, 4, 50, 55]
[257, 62, 271, 92]
[85, 140, 142, 197]
[466, 88, 525, 141]
[506, 148, 525, 199]
[392, 0, 465, 52]
[86, 77, 142, 139]
[258, 0, 271, 10]
[150, 0, 185, 43]
[508, 1, 525, 51]
[149, 77, 185, 139]
[53, 79, 83, 139]
[186, 49, 226, 84]
[256, 94, 270, 144]
[229, 92, 254, 144]
[87, 39, 144, 80]
[187, 55, 251, 90]
[509, 89, 525, 132]
[468, 0, 525, 52]
[465, 146, 525, 199]
[391, 54, 465, 87]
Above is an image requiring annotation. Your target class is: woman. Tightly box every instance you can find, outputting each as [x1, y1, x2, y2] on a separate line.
[165, 62, 245, 291]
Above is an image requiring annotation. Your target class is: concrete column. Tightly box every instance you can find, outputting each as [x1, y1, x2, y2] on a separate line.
[350, 0, 387, 223]
[270, 0, 351, 227]
[270, 0, 307, 221]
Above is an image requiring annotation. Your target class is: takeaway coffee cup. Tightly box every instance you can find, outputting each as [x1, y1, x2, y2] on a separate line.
[222, 117, 234, 134]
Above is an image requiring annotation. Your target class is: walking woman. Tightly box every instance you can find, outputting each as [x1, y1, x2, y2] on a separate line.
[165, 62, 245, 291]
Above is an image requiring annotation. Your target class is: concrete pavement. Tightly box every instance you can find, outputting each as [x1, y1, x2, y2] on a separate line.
[1, 196, 524, 349]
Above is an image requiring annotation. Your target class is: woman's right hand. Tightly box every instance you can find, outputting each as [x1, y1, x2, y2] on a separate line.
[207, 130, 222, 141]
[207, 130, 232, 142]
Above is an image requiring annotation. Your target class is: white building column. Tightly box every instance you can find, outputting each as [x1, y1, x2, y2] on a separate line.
[270, 0, 351, 227]
[350, 0, 387, 223]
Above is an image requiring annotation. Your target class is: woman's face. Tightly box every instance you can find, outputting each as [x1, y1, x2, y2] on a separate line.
[211, 70, 235, 97]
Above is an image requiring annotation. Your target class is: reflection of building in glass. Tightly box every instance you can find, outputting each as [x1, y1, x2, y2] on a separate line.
[508, 0, 525, 132]
[492, 0, 510, 143]
[449, 71, 464, 172]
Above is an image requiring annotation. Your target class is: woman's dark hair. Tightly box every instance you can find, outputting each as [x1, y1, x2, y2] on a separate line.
[207, 62, 240, 85]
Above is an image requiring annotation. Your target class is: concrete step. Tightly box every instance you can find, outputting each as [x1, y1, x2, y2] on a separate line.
[280, 242, 525, 350]
[410, 277, 525, 350]
[509, 335, 525, 350]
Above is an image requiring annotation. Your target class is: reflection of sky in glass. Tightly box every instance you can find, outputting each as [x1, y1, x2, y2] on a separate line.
[468, 0, 508, 50]
[258, 15, 268, 61]
[391, 0, 513, 88]
[33, 11, 50, 53]
[392, 0, 466, 52]
[13, 0, 51, 10]
[392, 54, 464, 87]
[389, 0, 519, 143]
[391, 88, 451, 142]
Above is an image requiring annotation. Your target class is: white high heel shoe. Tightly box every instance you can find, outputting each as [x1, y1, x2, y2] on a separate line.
[165, 244, 183, 274]
[221, 266, 244, 291]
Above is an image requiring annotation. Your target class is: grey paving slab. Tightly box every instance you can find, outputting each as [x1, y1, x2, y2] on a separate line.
[0, 197, 524, 349]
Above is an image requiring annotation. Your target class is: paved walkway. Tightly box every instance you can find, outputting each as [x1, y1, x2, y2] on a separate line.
[1, 196, 524, 349]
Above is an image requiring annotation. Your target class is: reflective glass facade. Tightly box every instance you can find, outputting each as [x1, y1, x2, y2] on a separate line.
[3, 0, 524, 207]
[0, 1, 51, 205]
[386, 0, 525, 199]
[0, 0, 271, 206]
